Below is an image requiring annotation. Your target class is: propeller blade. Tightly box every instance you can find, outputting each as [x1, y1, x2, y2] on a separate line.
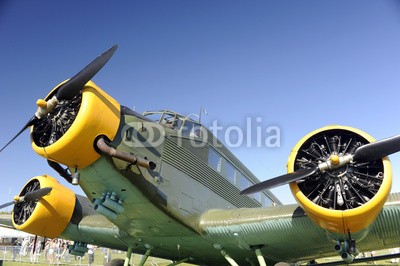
[240, 167, 318, 195]
[0, 187, 52, 210]
[353, 135, 400, 162]
[0, 116, 38, 153]
[23, 187, 52, 202]
[0, 201, 15, 210]
[56, 45, 118, 100]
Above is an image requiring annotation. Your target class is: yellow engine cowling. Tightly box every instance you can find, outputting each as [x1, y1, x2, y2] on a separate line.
[31, 80, 121, 169]
[288, 125, 392, 234]
[13, 175, 76, 238]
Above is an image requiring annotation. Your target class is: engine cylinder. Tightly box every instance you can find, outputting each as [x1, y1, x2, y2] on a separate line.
[31, 80, 121, 169]
[288, 125, 392, 234]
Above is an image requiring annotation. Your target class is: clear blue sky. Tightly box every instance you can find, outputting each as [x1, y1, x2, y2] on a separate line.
[0, 1, 400, 206]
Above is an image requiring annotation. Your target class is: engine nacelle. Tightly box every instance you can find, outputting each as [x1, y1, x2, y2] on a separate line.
[12, 175, 76, 238]
[31, 80, 121, 169]
[288, 125, 392, 234]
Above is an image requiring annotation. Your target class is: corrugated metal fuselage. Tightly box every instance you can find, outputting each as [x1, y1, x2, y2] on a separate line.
[74, 110, 269, 264]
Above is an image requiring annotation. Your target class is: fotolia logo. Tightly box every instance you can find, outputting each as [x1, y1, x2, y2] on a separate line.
[209, 117, 280, 148]
[120, 117, 280, 148]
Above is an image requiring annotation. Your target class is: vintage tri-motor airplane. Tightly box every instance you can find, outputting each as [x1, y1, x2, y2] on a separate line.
[1, 45, 400, 266]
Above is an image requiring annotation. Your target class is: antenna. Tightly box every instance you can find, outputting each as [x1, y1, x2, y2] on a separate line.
[199, 107, 208, 124]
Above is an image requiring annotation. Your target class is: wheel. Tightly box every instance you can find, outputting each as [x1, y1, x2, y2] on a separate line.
[104, 258, 126, 266]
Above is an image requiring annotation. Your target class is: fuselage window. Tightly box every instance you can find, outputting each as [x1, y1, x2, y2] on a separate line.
[208, 148, 222, 173]
[250, 192, 261, 203]
[261, 194, 272, 207]
[237, 173, 250, 191]
[208, 146, 272, 206]
[225, 163, 236, 185]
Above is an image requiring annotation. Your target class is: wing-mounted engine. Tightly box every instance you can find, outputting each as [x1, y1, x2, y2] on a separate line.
[31, 80, 121, 169]
[288, 125, 392, 234]
[13, 175, 76, 238]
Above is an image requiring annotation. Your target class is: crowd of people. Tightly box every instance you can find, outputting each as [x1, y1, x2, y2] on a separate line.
[10, 237, 95, 265]
[8, 236, 399, 265]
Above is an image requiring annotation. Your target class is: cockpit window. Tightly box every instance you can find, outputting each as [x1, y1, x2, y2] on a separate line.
[143, 110, 201, 133]
[181, 120, 202, 137]
[160, 113, 184, 130]
[161, 113, 176, 127]
[143, 112, 163, 123]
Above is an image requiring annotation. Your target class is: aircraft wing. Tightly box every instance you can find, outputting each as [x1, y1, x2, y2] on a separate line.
[196, 193, 400, 264]
[60, 211, 128, 253]
[0, 213, 14, 229]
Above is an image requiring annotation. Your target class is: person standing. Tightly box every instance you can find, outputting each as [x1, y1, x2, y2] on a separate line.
[47, 239, 57, 264]
[88, 245, 94, 266]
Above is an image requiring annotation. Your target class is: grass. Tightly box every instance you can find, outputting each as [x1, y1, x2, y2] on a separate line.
[0, 248, 193, 266]
[1, 247, 398, 265]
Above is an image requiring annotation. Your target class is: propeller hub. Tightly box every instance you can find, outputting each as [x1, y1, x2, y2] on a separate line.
[330, 154, 340, 165]
[36, 99, 47, 108]
[34, 95, 59, 119]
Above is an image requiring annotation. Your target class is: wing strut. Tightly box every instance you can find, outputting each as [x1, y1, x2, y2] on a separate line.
[214, 244, 239, 266]
[138, 247, 152, 266]
[254, 247, 267, 266]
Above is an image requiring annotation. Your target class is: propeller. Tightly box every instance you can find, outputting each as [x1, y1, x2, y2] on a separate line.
[353, 135, 400, 162]
[0, 117, 38, 153]
[0, 187, 52, 210]
[56, 44, 118, 101]
[0, 45, 118, 153]
[241, 134, 400, 195]
[240, 168, 317, 195]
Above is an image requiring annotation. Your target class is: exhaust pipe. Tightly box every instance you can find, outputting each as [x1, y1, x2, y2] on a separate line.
[96, 137, 156, 169]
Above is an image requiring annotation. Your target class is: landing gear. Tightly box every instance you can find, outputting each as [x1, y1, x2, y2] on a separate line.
[104, 258, 125, 266]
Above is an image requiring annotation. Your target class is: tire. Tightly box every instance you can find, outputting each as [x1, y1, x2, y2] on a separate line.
[104, 258, 126, 266]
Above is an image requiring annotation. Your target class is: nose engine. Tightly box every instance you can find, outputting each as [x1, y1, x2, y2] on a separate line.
[31, 80, 120, 169]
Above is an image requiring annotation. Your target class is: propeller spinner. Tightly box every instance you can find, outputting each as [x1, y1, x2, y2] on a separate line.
[0, 45, 118, 153]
